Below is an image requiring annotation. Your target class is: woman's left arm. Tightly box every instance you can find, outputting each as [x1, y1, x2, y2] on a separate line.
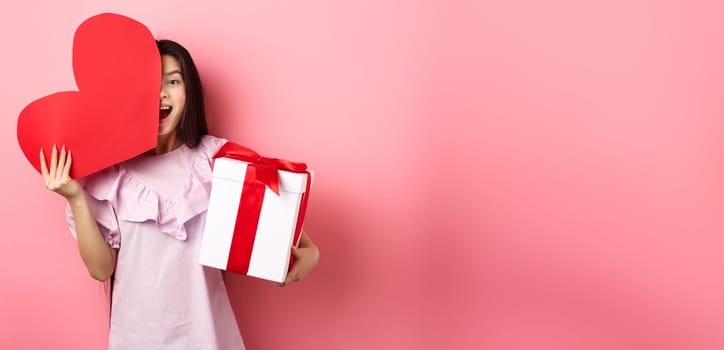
[281, 231, 319, 287]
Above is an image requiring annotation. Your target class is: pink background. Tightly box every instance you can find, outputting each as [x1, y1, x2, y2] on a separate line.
[1, 1, 724, 349]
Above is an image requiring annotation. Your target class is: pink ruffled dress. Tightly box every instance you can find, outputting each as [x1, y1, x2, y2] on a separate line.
[65, 135, 245, 349]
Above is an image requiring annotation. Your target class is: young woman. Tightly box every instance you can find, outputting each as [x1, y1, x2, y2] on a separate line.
[39, 39, 319, 349]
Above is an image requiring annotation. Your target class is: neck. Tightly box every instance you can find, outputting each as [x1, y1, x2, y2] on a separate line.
[150, 134, 182, 155]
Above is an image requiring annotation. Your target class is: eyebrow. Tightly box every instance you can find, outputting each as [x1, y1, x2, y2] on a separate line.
[163, 70, 182, 76]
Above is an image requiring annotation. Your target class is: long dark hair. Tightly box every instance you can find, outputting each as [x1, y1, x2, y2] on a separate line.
[156, 39, 208, 148]
[107, 40, 209, 322]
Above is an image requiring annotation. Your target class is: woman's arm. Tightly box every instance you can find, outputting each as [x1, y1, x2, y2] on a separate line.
[67, 193, 118, 281]
[41, 146, 117, 281]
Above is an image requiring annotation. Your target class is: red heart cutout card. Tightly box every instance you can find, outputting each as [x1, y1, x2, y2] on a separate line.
[17, 13, 160, 179]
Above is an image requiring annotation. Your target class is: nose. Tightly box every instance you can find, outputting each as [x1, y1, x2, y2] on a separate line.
[160, 88, 168, 99]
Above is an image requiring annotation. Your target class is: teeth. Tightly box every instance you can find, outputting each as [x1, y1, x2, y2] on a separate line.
[160, 106, 171, 110]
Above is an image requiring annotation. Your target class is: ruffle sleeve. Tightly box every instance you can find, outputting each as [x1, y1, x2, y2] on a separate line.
[65, 166, 122, 248]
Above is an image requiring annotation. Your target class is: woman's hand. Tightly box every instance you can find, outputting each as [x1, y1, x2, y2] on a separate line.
[281, 232, 319, 287]
[40, 145, 83, 200]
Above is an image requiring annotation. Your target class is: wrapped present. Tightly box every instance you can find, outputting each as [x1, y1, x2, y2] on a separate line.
[199, 142, 312, 283]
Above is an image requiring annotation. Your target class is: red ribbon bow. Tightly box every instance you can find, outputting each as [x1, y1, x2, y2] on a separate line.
[213, 142, 308, 195]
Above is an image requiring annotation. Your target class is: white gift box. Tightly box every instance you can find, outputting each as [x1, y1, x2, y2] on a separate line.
[199, 156, 310, 283]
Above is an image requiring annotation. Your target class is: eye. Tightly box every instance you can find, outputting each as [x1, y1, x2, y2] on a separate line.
[166, 79, 181, 85]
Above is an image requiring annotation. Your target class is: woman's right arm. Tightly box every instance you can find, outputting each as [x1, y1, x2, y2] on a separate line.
[41, 145, 117, 281]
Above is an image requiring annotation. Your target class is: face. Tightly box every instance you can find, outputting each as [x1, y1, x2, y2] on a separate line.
[159, 55, 186, 137]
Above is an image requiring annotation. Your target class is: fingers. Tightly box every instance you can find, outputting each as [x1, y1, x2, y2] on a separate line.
[288, 273, 301, 285]
[280, 271, 295, 287]
[63, 149, 72, 179]
[281, 275, 294, 287]
[280, 266, 301, 287]
[291, 246, 301, 258]
[50, 144, 58, 178]
[56, 146, 66, 181]
[280, 246, 317, 288]
[40, 148, 48, 182]
[41, 145, 73, 190]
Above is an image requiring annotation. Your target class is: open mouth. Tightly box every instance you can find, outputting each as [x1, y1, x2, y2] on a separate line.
[160, 106, 172, 120]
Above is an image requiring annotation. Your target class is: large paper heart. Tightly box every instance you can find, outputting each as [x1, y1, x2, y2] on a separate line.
[17, 13, 160, 179]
